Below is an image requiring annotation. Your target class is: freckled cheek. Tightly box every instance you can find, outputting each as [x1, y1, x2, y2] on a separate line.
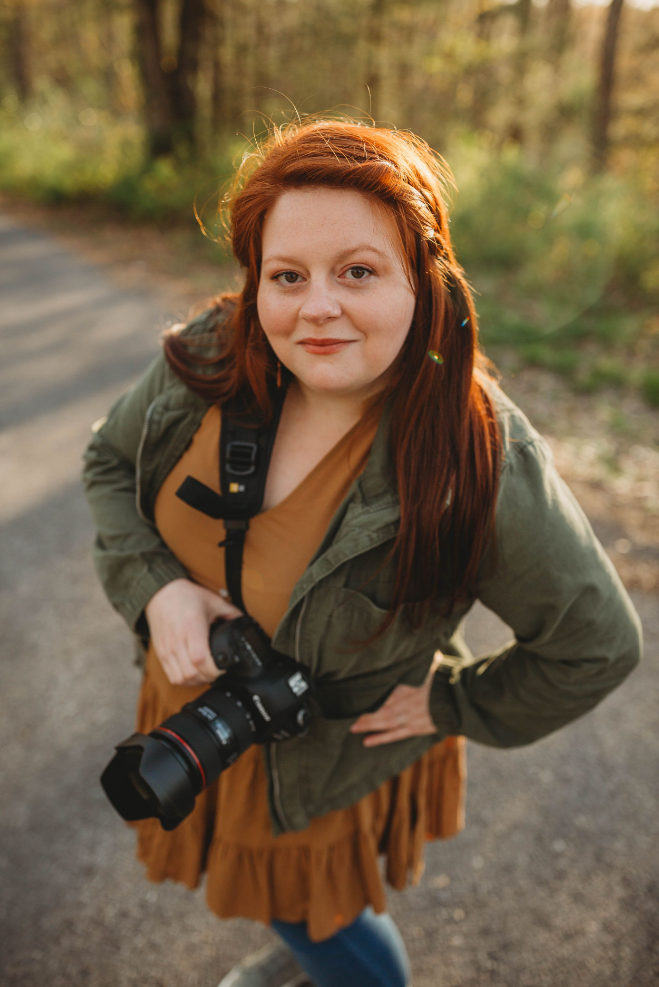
[356, 301, 414, 362]
[257, 291, 298, 340]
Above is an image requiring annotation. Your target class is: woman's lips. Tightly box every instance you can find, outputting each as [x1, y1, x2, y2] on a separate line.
[299, 338, 356, 355]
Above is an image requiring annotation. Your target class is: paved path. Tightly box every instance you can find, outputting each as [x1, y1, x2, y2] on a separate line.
[0, 213, 657, 987]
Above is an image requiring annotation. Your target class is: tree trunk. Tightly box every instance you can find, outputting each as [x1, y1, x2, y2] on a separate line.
[251, 0, 270, 115]
[539, 0, 572, 155]
[170, 0, 207, 145]
[365, 0, 387, 120]
[223, 0, 249, 133]
[592, 0, 625, 171]
[506, 0, 533, 145]
[8, 3, 32, 102]
[545, 0, 572, 62]
[133, 0, 177, 157]
[471, 1, 496, 132]
[210, 3, 225, 136]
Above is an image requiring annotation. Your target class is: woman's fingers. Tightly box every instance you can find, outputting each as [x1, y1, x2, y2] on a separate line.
[200, 584, 243, 623]
[351, 706, 402, 733]
[350, 681, 437, 745]
[351, 685, 417, 730]
[145, 578, 243, 687]
[362, 726, 414, 747]
[186, 622, 222, 681]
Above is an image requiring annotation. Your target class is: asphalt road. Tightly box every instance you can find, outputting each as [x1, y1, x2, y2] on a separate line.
[1, 212, 657, 987]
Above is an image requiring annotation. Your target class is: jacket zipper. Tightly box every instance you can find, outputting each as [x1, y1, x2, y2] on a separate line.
[268, 743, 290, 833]
[135, 399, 157, 524]
[268, 594, 309, 833]
[295, 595, 309, 664]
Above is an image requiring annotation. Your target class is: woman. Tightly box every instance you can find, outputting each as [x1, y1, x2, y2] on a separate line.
[83, 120, 641, 987]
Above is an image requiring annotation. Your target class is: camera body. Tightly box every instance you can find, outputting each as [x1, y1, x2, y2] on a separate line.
[101, 616, 313, 831]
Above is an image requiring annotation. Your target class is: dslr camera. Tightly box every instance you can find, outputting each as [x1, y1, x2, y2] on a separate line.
[101, 615, 313, 831]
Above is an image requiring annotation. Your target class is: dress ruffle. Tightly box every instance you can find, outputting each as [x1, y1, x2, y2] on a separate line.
[132, 655, 466, 942]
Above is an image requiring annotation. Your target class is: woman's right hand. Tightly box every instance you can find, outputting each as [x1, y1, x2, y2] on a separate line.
[144, 578, 242, 686]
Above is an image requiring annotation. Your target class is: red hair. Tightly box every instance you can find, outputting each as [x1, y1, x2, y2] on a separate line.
[164, 119, 501, 626]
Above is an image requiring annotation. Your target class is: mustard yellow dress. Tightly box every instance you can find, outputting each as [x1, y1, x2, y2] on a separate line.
[134, 407, 466, 942]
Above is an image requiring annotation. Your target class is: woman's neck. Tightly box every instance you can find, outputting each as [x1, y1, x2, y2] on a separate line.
[261, 378, 375, 511]
[288, 376, 385, 431]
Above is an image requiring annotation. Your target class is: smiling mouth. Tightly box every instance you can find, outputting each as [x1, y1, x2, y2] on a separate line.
[299, 338, 356, 353]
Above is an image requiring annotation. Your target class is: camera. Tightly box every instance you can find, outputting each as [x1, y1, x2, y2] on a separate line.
[101, 615, 313, 831]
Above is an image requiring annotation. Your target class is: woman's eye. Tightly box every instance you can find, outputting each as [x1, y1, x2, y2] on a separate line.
[274, 271, 303, 285]
[343, 266, 372, 281]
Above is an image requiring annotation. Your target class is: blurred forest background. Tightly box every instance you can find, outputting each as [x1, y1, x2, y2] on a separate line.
[1, 0, 658, 403]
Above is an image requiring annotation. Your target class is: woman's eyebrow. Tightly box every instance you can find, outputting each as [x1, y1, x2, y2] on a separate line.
[261, 254, 302, 266]
[335, 244, 389, 261]
[263, 244, 389, 266]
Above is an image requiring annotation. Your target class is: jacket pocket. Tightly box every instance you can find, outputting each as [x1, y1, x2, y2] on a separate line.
[305, 585, 440, 684]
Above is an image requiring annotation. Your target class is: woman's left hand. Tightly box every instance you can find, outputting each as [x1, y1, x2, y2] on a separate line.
[349, 653, 441, 747]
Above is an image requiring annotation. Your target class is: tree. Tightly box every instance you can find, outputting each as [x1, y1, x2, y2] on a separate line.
[365, 0, 388, 121]
[507, 0, 533, 145]
[540, 0, 572, 152]
[545, 0, 571, 63]
[7, 1, 32, 102]
[172, 0, 206, 140]
[209, 2, 226, 136]
[592, 0, 625, 171]
[133, 0, 207, 158]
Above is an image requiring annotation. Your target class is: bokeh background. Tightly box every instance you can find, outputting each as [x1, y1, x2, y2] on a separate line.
[1, 0, 659, 400]
[1, 4, 659, 986]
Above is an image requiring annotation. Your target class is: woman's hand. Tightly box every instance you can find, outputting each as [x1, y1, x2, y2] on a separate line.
[145, 578, 242, 687]
[349, 653, 442, 747]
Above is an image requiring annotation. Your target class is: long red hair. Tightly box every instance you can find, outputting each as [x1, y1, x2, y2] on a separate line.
[164, 119, 501, 626]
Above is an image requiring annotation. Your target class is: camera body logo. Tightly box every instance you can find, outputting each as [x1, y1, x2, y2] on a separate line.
[251, 693, 271, 722]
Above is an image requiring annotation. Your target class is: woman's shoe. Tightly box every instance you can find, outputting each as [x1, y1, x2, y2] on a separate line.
[217, 941, 312, 987]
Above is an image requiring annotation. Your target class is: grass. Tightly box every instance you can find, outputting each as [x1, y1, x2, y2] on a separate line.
[447, 135, 659, 402]
[642, 370, 659, 408]
[1, 99, 658, 404]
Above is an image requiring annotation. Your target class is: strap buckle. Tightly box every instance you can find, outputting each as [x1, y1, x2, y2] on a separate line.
[226, 441, 258, 476]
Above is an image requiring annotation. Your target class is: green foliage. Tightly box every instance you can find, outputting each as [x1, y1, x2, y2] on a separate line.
[0, 98, 658, 406]
[0, 96, 143, 203]
[0, 97, 238, 235]
[641, 370, 659, 408]
[447, 138, 659, 404]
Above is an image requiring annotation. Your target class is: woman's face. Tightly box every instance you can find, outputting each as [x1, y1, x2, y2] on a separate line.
[257, 188, 416, 401]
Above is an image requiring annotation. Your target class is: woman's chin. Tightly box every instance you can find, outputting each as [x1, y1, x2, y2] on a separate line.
[294, 369, 373, 399]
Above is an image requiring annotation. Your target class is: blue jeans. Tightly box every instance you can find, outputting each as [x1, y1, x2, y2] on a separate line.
[272, 908, 411, 987]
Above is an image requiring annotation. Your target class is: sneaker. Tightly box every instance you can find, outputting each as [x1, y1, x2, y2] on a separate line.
[217, 941, 312, 987]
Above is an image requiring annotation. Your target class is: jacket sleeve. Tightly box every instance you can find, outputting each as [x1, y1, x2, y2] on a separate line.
[429, 436, 642, 747]
[82, 350, 188, 636]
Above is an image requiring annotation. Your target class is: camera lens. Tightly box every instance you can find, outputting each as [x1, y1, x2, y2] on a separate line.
[101, 616, 312, 830]
[101, 686, 256, 830]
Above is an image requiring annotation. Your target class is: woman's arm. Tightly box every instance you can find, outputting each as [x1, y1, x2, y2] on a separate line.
[429, 436, 642, 747]
[82, 351, 188, 636]
[83, 350, 241, 684]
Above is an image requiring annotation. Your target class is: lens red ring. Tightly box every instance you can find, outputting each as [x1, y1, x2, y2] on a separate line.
[154, 727, 207, 788]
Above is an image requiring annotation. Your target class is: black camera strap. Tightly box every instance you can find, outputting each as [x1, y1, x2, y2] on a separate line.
[175, 385, 287, 612]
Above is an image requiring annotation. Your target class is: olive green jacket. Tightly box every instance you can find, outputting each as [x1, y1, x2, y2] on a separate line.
[82, 307, 642, 834]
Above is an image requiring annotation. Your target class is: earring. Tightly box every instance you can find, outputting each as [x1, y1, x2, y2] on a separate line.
[276, 360, 282, 388]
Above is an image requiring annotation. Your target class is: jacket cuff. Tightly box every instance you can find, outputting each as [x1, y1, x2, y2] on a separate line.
[429, 673, 461, 737]
[117, 556, 189, 634]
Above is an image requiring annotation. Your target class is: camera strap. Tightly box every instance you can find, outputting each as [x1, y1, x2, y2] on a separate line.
[175, 384, 287, 612]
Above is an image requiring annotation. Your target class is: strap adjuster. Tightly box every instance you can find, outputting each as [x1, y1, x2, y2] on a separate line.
[226, 441, 258, 476]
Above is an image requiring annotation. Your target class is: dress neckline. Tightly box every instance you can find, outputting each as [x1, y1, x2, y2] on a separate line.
[256, 412, 377, 518]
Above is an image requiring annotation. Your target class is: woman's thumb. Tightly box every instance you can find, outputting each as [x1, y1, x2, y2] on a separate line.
[203, 586, 242, 622]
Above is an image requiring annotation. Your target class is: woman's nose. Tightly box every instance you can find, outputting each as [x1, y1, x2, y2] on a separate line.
[298, 278, 342, 324]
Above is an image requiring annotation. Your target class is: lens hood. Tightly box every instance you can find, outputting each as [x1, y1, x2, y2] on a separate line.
[101, 732, 196, 830]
